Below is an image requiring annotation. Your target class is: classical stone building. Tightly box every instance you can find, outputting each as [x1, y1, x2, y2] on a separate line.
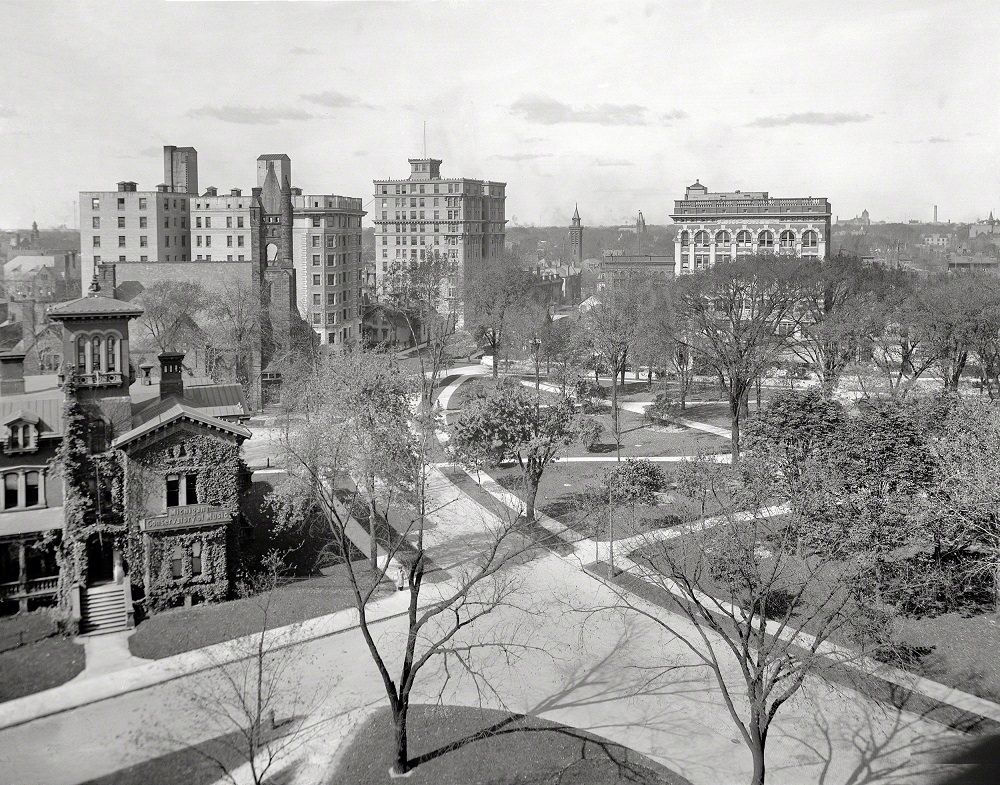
[0, 275, 251, 630]
[670, 181, 832, 273]
[371, 158, 507, 310]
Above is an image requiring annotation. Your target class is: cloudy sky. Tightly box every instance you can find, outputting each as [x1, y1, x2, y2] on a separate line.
[2, 0, 998, 229]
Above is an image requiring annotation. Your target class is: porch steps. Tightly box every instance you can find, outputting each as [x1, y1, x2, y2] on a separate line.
[80, 583, 128, 635]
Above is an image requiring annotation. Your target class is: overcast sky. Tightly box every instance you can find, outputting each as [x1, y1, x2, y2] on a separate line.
[2, 0, 998, 230]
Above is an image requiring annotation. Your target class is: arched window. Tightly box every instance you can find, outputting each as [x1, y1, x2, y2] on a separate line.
[171, 546, 184, 579]
[679, 231, 690, 246]
[802, 230, 818, 248]
[716, 230, 732, 245]
[192, 540, 203, 576]
[779, 230, 796, 247]
[106, 336, 117, 373]
[758, 230, 774, 248]
[694, 230, 711, 247]
[91, 336, 103, 373]
[736, 230, 752, 246]
[25, 472, 39, 507]
[76, 338, 87, 373]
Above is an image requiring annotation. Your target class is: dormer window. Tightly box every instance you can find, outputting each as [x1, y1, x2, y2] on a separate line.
[3, 412, 40, 455]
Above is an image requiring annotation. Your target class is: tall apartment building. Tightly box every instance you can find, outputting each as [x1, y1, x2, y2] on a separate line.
[371, 158, 507, 308]
[78, 181, 191, 285]
[292, 192, 365, 346]
[80, 148, 364, 346]
[670, 181, 831, 274]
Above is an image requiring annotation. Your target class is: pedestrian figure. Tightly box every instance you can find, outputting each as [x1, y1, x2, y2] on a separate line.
[396, 565, 406, 591]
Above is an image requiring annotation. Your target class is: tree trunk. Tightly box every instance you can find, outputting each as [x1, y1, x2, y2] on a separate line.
[393, 703, 409, 774]
[368, 495, 379, 572]
[611, 367, 621, 449]
[749, 718, 767, 785]
[524, 475, 539, 522]
[730, 397, 741, 465]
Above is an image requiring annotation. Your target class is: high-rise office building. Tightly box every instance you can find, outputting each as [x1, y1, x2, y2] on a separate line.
[371, 158, 506, 309]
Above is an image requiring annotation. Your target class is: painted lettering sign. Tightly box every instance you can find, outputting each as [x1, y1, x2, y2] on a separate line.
[142, 504, 231, 532]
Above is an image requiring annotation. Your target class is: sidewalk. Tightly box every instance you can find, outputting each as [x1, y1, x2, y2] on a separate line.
[0, 590, 413, 732]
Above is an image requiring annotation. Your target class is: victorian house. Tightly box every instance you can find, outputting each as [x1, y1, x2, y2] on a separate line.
[0, 266, 251, 633]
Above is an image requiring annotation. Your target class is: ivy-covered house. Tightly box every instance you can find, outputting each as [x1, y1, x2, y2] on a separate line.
[0, 271, 252, 633]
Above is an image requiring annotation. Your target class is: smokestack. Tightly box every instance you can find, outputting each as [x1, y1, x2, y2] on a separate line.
[934, 205, 938, 223]
[158, 352, 185, 399]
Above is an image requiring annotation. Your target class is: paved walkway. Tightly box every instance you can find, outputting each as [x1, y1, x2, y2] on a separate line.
[71, 631, 145, 680]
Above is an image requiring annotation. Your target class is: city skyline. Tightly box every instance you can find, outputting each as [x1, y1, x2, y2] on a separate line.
[2, 0, 999, 230]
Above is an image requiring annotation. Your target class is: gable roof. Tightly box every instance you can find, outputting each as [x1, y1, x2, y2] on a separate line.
[111, 401, 251, 450]
[0, 410, 40, 427]
[131, 383, 248, 424]
[48, 295, 143, 320]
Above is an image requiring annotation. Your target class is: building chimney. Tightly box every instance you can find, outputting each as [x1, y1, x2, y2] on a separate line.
[934, 205, 939, 223]
[95, 262, 117, 298]
[158, 352, 185, 399]
[0, 353, 26, 396]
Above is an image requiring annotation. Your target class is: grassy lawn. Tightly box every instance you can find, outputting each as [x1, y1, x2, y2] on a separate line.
[490, 462, 724, 542]
[562, 410, 730, 458]
[627, 523, 1000, 705]
[0, 611, 84, 701]
[331, 704, 691, 785]
[129, 560, 390, 660]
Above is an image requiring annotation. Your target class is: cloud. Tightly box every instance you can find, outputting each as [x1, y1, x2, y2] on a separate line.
[138, 146, 162, 157]
[928, 136, 951, 143]
[594, 158, 632, 167]
[187, 105, 315, 125]
[289, 46, 319, 55]
[747, 112, 873, 127]
[0, 106, 15, 118]
[301, 90, 375, 110]
[353, 150, 369, 157]
[493, 153, 553, 161]
[511, 94, 680, 126]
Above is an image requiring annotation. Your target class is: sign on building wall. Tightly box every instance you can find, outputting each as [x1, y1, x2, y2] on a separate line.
[141, 504, 231, 532]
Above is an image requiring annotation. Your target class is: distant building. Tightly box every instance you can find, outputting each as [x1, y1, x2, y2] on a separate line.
[922, 233, 953, 248]
[80, 146, 364, 353]
[969, 212, 1000, 239]
[3, 251, 80, 301]
[371, 158, 507, 313]
[599, 251, 675, 288]
[569, 205, 584, 267]
[670, 180, 831, 273]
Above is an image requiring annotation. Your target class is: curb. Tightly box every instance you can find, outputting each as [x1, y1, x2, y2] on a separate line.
[0, 591, 413, 732]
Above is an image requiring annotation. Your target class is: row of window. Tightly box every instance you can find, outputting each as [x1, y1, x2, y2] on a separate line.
[169, 540, 205, 578]
[76, 334, 120, 375]
[311, 274, 359, 290]
[312, 309, 360, 325]
[93, 254, 186, 262]
[195, 235, 245, 247]
[93, 235, 187, 248]
[91, 197, 184, 211]
[195, 216, 244, 229]
[309, 234, 361, 248]
[681, 229, 820, 248]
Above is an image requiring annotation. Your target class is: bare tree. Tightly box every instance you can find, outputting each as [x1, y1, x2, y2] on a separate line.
[600, 461, 882, 785]
[136, 279, 208, 353]
[465, 254, 536, 378]
[144, 553, 323, 785]
[584, 271, 652, 451]
[271, 349, 541, 776]
[670, 256, 809, 462]
[202, 279, 264, 400]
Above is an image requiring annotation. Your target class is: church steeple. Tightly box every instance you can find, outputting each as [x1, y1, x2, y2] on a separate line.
[568, 204, 584, 266]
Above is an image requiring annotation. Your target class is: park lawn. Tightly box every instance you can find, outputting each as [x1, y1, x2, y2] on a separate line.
[562, 410, 731, 459]
[444, 374, 502, 414]
[331, 704, 690, 785]
[129, 560, 389, 660]
[627, 525, 1000, 705]
[490, 461, 725, 542]
[0, 611, 85, 701]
